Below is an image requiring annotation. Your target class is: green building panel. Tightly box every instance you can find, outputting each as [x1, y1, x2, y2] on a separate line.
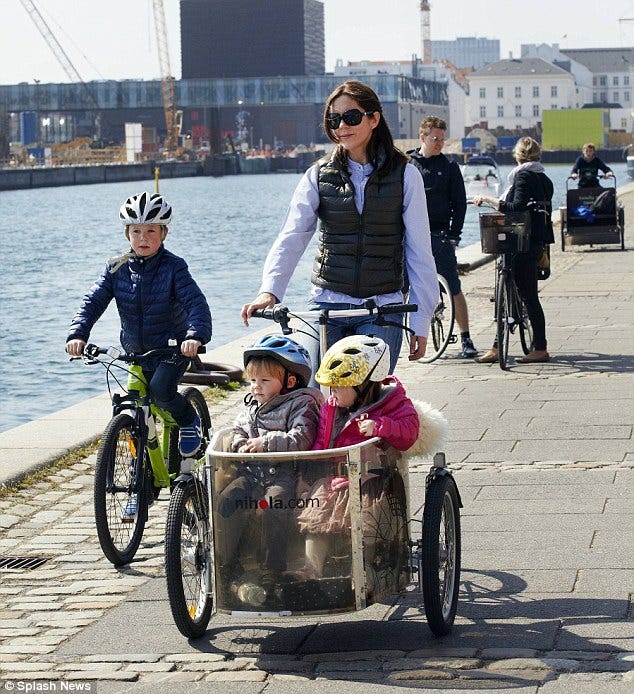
[542, 109, 608, 150]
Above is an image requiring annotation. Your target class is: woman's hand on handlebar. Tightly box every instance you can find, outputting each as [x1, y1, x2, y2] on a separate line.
[241, 292, 277, 327]
[409, 334, 428, 361]
[66, 339, 86, 357]
[472, 195, 499, 209]
[180, 339, 202, 358]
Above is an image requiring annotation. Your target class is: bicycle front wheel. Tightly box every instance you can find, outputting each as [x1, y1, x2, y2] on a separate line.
[421, 474, 461, 636]
[419, 275, 455, 364]
[94, 413, 148, 566]
[165, 479, 213, 638]
[495, 273, 511, 370]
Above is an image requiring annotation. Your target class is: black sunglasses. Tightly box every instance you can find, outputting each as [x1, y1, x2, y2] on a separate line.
[326, 109, 376, 129]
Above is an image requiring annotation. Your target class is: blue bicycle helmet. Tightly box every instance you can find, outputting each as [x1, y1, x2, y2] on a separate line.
[243, 335, 312, 387]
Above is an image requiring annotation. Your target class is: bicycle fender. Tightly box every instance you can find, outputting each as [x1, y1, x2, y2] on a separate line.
[425, 467, 463, 509]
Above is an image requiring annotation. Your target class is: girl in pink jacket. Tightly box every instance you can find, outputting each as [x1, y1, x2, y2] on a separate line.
[295, 335, 420, 579]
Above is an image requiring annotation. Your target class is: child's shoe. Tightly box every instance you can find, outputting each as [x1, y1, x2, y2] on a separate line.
[179, 415, 202, 457]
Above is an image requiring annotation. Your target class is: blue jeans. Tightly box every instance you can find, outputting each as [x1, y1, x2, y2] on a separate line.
[295, 302, 405, 385]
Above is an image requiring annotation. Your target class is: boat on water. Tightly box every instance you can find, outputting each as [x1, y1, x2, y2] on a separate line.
[461, 155, 501, 198]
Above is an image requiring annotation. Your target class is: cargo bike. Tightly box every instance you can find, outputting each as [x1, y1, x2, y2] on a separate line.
[164, 302, 462, 639]
[559, 175, 625, 251]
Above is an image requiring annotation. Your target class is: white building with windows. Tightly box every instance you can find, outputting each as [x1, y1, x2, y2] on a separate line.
[466, 58, 575, 131]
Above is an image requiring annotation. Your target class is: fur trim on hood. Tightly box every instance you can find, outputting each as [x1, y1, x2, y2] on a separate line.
[403, 400, 448, 458]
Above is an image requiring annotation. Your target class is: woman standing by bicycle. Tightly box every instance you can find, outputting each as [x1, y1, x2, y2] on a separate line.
[473, 137, 554, 364]
[241, 80, 438, 374]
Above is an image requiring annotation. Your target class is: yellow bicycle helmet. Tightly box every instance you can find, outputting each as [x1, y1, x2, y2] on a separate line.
[315, 335, 390, 387]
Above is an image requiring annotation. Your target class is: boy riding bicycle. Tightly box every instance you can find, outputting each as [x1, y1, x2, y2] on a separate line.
[65, 192, 212, 516]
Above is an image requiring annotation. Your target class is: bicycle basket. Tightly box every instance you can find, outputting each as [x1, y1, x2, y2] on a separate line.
[479, 211, 531, 254]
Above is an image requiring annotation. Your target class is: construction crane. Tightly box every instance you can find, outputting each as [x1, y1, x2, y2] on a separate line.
[19, 0, 102, 141]
[152, 0, 182, 154]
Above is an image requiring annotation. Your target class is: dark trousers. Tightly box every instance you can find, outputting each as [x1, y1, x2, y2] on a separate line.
[217, 463, 296, 574]
[143, 357, 195, 426]
[512, 245, 547, 351]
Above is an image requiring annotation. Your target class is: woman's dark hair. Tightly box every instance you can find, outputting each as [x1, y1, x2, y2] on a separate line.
[323, 80, 407, 176]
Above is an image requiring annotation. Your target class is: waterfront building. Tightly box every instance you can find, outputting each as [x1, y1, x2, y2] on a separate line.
[466, 58, 576, 133]
[0, 74, 448, 152]
[180, 0, 325, 78]
[432, 37, 500, 70]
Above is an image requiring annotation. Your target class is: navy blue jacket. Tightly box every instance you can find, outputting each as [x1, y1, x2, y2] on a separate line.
[67, 246, 212, 354]
[407, 150, 467, 240]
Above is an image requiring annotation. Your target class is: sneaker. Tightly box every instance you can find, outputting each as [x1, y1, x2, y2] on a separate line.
[179, 414, 202, 457]
[121, 494, 137, 523]
[461, 337, 478, 358]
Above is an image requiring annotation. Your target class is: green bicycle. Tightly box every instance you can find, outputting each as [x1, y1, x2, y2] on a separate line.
[79, 343, 212, 566]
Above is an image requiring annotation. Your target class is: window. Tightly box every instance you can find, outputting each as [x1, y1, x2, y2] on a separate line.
[613, 76, 619, 86]
[551, 85, 557, 97]
[533, 86, 539, 97]
[479, 87, 486, 98]
[497, 105, 504, 117]
[533, 104, 539, 116]
[480, 105, 486, 118]
[599, 76, 607, 87]
[625, 76, 630, 86]
[622, 118, 628, 128]
[497, 86, 504, 98]
[614, 91, 619, 102]
[551, 104, 557, 110]
[515, 104, 522, 117]
[600, 91, 607, 102]
[515, 86, 521, 98]
[625, 91, 630, 102]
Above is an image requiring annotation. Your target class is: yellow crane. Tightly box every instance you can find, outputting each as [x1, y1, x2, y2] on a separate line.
[152, 0, 182, 155]
[19, 0, 102, 141]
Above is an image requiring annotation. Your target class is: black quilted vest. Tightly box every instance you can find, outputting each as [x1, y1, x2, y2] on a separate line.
[312, 156, 406, 297]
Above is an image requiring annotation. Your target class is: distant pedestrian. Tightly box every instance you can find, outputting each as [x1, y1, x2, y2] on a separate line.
[473, 137, 553, 364]
[408, 116, 478, 358]
[570, 143, 613, 188]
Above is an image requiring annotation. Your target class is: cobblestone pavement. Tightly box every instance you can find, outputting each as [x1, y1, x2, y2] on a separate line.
[0, 189, 632, 691]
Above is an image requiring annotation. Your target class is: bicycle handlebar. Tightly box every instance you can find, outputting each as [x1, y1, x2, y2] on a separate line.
[81, 342, 206, 363]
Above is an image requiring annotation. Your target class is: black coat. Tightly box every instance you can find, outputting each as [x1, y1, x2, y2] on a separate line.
[499, 169, 554, 246]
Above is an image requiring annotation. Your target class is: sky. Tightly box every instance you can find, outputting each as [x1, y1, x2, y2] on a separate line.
[1, 0, 633, 85]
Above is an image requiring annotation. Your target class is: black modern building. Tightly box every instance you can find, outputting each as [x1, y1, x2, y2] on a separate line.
[181, 0, 325, 79]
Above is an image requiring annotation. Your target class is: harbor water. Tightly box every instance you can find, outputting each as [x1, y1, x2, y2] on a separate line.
[0, 162, 626, 432]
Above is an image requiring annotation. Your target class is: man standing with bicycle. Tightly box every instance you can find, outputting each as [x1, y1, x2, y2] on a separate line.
[408, 117, 478, 358]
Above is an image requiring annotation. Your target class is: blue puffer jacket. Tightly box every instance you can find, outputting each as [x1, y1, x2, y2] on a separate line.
[67, 246, 212, 354]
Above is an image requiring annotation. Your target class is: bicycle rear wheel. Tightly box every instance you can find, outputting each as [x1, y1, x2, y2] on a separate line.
[165, 479, 213, 638]
[94, 413, 148, 566]
[421, 474, 461, 636]
[518, 298, 534, 355]
[418, 275, 455, 364]
[495, 273, 511, 371]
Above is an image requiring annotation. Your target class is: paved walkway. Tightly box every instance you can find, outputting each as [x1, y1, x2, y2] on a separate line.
[0, 185, 632, 692]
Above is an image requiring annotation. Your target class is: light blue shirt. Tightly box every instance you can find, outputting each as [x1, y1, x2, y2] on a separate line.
[259, 159, 438, 337]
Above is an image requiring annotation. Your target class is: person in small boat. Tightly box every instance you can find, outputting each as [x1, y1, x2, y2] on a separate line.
[217, 335, 323, 604]
[293, 335, 446, 579]
[571, 143, 613, 188]
[473, 137, 554, 364]
[408, 116, 478, 358]
[241, 80, 438, 374]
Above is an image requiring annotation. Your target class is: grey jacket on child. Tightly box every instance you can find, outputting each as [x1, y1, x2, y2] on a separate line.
[230, 387, 324, 453]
